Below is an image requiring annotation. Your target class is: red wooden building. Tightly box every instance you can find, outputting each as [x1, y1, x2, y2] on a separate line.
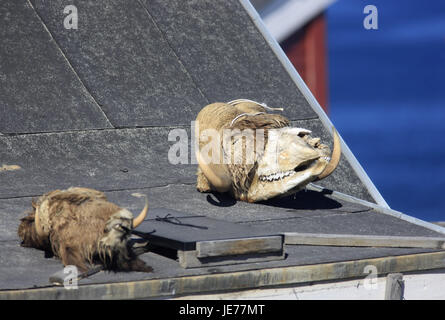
[252, 0, 335, 113]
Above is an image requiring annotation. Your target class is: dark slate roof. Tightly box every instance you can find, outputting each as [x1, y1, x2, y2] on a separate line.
[0, 0, 444, 299]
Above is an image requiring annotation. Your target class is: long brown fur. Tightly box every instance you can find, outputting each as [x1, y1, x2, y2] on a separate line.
[18, 187, 152, 273]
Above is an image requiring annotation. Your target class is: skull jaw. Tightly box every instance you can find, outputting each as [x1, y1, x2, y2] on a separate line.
[246, 160, 327, 202]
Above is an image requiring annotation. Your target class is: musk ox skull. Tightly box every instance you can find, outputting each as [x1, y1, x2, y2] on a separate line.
[195, 100, 341, 202]
[18, 187, 152, 273]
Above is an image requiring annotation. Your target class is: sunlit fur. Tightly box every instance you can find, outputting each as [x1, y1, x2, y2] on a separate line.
[18, 187, 152, 273]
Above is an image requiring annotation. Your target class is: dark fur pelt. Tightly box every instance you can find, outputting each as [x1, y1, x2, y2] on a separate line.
[18, 188, 152, 274]
[18, 208, 51, 252]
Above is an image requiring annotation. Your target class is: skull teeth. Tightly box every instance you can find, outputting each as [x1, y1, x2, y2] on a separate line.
[259, 156, 330, 183]
[259, 170, 295, 182]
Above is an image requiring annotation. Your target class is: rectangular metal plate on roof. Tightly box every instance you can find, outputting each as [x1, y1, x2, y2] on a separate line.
[134, 208, 285, 268]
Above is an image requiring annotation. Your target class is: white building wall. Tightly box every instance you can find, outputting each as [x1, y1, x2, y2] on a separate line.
[173, 270, 445, 300]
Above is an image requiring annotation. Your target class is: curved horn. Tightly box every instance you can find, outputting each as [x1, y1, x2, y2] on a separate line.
[316, 127, 341, 180]
[227, 99, 284, 111]
[132, 194, 149, 228]
[196, 150, 232, 193]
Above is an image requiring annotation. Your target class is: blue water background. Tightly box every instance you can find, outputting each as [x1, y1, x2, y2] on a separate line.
[326, 1, 445, 221]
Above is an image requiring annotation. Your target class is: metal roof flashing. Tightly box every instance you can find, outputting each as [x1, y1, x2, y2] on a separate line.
[253, 0, 337, 42]
[240, 0, 389, 208]
[307, 184, 445, 236]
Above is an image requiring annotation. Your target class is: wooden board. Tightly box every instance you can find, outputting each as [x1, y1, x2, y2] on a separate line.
[285, 233, 445, 249]
[197, 236, 283, 258]
[178, 249, 285, 268]
[385, 273, 404, 300]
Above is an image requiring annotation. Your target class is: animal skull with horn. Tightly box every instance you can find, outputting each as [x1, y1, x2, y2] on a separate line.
[195, 100, 341, 202]
[18, 187, 152, 273]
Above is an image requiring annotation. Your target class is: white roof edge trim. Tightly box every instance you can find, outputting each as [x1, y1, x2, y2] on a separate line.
[261, 0, 336, 42]
[239, 0, 390, 208]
